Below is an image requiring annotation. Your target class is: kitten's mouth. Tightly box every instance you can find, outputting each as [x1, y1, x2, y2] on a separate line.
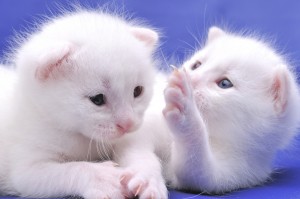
[109, 128, 137, 139]
[96, 121, 139, 139]
[116, 123, 139, 135]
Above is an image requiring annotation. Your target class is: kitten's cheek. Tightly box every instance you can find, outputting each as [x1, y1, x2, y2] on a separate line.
[194, 91, 208, 112]
[191, 77, 200, 88]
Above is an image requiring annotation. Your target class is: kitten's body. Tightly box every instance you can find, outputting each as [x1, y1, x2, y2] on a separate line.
[164, 28, 300, 193]
[0, 10, 167, 198]
[128, 27, 300, 194]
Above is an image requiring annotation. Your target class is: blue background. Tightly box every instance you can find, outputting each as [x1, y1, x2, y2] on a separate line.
[1, 0, 300, 198]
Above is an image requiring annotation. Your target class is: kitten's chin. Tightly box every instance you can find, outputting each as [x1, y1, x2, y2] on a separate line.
[92, 130, 134, 141]
[110, 131, 128, 139]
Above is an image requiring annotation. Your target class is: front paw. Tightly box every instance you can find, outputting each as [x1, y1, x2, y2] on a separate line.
[163, 69, 195, 129]
[120, 169, 168, 199]
[82, 161, 125, 199]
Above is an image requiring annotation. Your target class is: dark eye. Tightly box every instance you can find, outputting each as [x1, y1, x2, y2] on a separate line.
[217, 78, 233, 89]
[90, 94, 106, 106]
[134, 86, 143, 98]
[191, 61, 202, 70]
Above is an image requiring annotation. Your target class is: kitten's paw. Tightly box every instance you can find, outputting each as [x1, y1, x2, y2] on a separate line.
[163, 69, 196, 128]
[120, 169, 168, 199]
[164, 69, 194, 111]
[163, 101, 183, 126]
[167, 68, 193, 100]
[81, 161, 125, 199]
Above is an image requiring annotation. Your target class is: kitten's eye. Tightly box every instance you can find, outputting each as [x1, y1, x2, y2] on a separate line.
[217, 78, 233, 89]
[134, 86, 143, 98]
[191, 61, 202, 70]
[90, 94, 106, 106]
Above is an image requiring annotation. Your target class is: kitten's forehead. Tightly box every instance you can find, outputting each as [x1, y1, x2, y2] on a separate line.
[214, 36, 274, 58]
[74, 42, 150, 76]
[199, 35, 281, 71]
[73, 45, 152, 97]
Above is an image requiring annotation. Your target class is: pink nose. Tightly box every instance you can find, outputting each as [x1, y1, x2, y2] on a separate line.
[116, 120, 134, 133]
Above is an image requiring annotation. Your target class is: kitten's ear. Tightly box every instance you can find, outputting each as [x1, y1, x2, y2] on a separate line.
[207, 26, 225, 43]
[35, 42, 75, 81]
[131, 27, 159, 50]
[271, 65, 290, 114]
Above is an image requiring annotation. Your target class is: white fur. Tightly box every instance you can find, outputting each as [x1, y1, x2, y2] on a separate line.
[0, 10, 161, 198]
[114, 74, 170, 198]
[127, 27, 300, 195]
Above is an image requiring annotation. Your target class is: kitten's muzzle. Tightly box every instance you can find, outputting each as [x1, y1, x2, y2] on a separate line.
[116, 119, 135, 134]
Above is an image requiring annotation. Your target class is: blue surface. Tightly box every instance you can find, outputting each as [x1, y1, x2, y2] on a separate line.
[1, 0, 300, 198]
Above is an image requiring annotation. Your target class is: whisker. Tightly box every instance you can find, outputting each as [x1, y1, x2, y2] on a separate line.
[86, 131, 96, 161]
[183, 192, 205, 199]
[187, 28, 201, 48]
[202, 3, 208, 38]
[99, 131, 110, 161]
[169, 64, 178, 71]
[102, 135, 111, 160]
[159, 48, 173, 72]
[107, 138, 117, 161]
[160, 49, 169, 66]
[96, 135, 103, 160]
[179, 39, 196, 51]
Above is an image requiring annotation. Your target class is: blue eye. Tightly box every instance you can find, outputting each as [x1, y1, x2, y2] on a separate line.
[218, 78, 233, 89]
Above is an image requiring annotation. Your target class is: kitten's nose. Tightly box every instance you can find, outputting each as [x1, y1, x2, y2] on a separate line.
[116, 119, 134, 133]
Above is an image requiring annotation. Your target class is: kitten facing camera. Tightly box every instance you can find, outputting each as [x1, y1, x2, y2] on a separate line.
[0, 9, 161, 198]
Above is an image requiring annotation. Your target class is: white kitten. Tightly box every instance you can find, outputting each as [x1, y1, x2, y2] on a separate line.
[0, 10, 159, 199]
[124, 26, 300, 195]
[164, 27, 300, 193]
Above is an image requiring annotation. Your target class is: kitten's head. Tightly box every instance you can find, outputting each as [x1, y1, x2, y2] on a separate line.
[183, 27, 300, 147]
[15, 12, 159, 140]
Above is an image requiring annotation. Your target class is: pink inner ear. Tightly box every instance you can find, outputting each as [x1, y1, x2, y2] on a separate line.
[272, 68, 289, 114]
[35, 53, 70, 81]
[131, 27, 158, 48]
[35, 44, 73, 81]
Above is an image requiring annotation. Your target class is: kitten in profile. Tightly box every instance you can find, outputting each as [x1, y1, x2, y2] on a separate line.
[0, 9, 161, 199]
[163, 27, 300, 193]
[122, 26, 300, 195]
